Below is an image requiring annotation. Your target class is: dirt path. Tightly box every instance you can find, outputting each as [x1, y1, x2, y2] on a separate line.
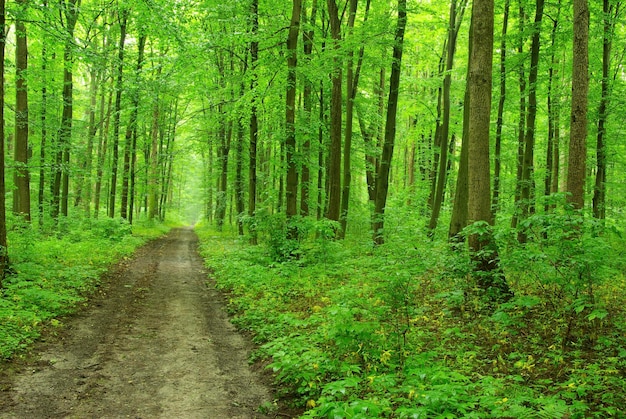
[0, 228, 281, 418]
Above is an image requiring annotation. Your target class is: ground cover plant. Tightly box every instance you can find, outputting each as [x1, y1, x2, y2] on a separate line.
[0, 217, 170, 359]
[197, 214, 626, 418]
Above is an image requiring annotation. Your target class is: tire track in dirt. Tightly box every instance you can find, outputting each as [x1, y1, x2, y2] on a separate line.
[0, 228, 276, 418]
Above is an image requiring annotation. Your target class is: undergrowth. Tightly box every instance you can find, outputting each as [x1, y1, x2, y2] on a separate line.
[0, 216, 170, 360]
[196, 212, 626, 418]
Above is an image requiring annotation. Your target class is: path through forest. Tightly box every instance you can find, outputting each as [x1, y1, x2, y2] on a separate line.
[0, 228, 279, 418]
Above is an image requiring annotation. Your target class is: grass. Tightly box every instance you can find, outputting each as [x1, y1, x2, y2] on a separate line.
[0, 216, 170, 360]
[196, 213, 626, 418]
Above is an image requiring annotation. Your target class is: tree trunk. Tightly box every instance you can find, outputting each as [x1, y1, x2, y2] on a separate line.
[94, 75, 113, 219]
[108, 10, 128, 218]
[248, 0, 259, 244]
[13, 0, 30, 221]
[372, 0, 407, 245]
[285, 0, 302, 237]
[427, 0, 467, 236]
[326, 0, 342, 223]
[0, 0, 9, 282]
[467, 0, 511, 299]
[491, 0, 510, 218]
[592, 0, 619, 220]
[517, 0, 545, 243]
[567, 0, 589, 210]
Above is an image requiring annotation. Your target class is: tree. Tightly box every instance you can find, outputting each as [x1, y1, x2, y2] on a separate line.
[566, 0, 589, 210]
[248, 0, 259, 244]
[427, 0, 467, 236]
[13, 0, 30, 221]
[592, 0, 621, 219]
[285, 0, 303, 239]
[372, 0, 407, 245]
[326, 0, 343, 223]
[0, 0, 8, 283]
[467, 0, 511, 298]
[108, 9, 128, 218]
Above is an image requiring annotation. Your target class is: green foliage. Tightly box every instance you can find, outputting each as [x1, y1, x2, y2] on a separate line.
[196, 219, 626, 418]
[0, 219, 169, 359]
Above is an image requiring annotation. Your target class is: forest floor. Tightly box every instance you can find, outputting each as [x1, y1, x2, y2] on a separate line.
[0, 228, 287, 418]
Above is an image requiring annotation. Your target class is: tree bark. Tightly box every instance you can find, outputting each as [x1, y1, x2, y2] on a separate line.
[13, 0, 30, 221]
[0, 0, 9, 282]
[326, 0, 343, 223]
[285, 0, 302, 236]
[108, 10, 128, 218]
[467, 0, 511, 298]
[372, 0, 407, 245]
[567, 0, 589, 210]
[248, 0, 259, 244]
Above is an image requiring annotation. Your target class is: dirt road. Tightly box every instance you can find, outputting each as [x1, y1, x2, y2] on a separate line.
[0, 228, 278, 418]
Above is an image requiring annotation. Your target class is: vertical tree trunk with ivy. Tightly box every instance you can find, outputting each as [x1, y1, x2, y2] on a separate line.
[567, 0, 589, 210]
[467, 0, 511, 298]
[372, 0, 407, 245]
[13, 0, 30, 221]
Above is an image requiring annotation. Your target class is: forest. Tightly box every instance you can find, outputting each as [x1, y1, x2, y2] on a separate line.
[1, 0, 626, 417]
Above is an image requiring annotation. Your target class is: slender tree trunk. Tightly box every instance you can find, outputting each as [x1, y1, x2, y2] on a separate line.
[285, 0, 302, 237]
[567, 0, 589, 210]
[148, 99, 161, 220]
[326, 0, 342, 223]
[300, 0, 317, 218]
[492, 0, 510, 217]
[517, 0, 545, 243]
[467, 0, 511, 298]
[0, 0, 9, 282]
[592, 0, 619, 220]
[108, 10, 128, 218]
[511, 2, 526, 229]
[427, 0, 467, 236]
[372, 0, 407, 245]
[248, 0, 259, 244]
[38, 4, 48, 226]
[94, 76, 113, 219]
[544, 2, 561, 212]
[13, 0, 30, 221]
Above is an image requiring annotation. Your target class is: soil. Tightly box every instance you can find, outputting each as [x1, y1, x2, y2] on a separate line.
[0, 228, 294, 418]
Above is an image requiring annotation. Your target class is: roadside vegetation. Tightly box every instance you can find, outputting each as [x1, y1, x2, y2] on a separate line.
[197, 208, 626, 418]
[0, 217, 169, 359]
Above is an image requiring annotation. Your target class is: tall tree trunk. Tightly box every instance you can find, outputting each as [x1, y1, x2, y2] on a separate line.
[248, 0, 259, 244]
[544, 2, 561, 212]
[511, 2, 526, 229]
[300, 0, 317, 217]
[467, 0, 511, 298]
[448, 17, 472, 241]
[108, 10, 128, 218]
[128, 35, 147, 224]
[372, 0, 407, 245]
[427, 0, 467, 236]
[121, 34, 146, 221]
[38, 1, 49, 226]
[492, 0, 510, 217]
[61, 0, 79, 218]
[517, 0, 545, 243]
[326, 0, 342, 223]
[592, 0, 619, 220]
[0, 0, 8, 282]
[148, 99, 161, 220]
[13, 0, 30, 221]
[285, 0, 302, 237]
[94, 76, 113, 219]
[567, 0, 589, 210]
